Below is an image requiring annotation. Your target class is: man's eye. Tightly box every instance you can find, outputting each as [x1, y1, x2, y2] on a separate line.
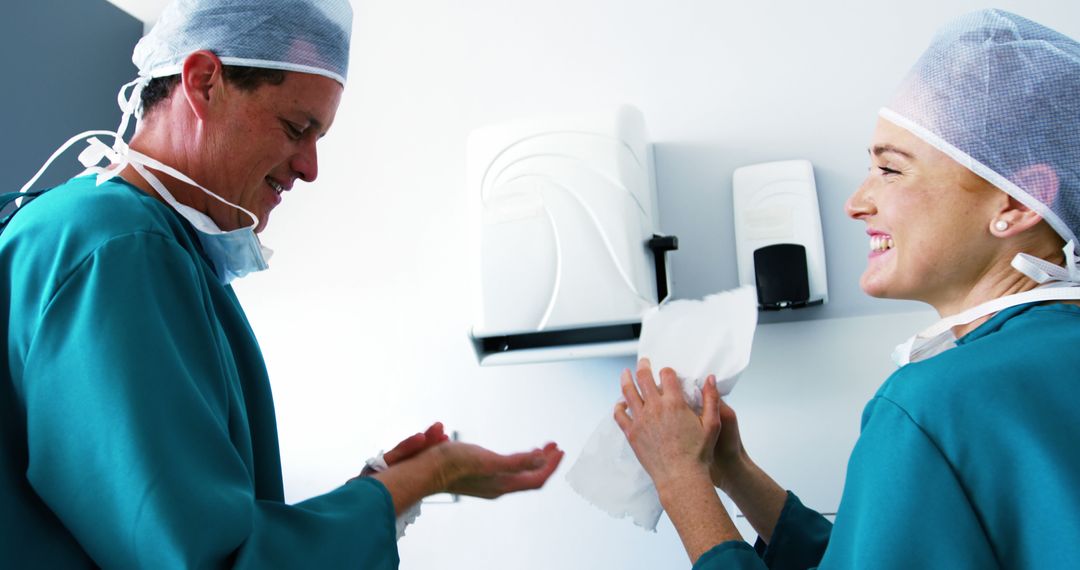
[878, 166, 900, 175]
[282, 121, 304, 140]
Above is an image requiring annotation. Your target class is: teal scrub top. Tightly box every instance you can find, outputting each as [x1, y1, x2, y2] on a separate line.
[694, 301, 1080, 569]
[0, 176, 399, 568]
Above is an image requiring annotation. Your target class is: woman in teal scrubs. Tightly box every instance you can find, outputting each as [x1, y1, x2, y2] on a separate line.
[617, 10, 1080, 569]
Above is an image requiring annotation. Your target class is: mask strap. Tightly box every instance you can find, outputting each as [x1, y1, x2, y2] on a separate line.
[15, 75, 149, 199]
[16, 130, 123, 201]
[913, 284, 1080, 341]
[113, 77, 150, 154]
[124, 148, 261, 232]
[1011, 240, 1080, 285]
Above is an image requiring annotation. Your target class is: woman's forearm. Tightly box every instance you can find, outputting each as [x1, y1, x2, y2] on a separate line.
[657, 469, 743, 565]
[721, 454, 788, 543]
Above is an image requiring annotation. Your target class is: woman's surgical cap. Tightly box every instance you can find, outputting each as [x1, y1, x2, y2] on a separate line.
[133, 0, 352, 85]
[882, 9, 1080, 248]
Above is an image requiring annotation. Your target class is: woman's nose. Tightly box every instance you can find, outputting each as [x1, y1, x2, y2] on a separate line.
[845, 176, 875, 220]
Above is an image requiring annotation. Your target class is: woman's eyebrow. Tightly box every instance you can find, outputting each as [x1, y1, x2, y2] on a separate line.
[869, 144, 915, 159]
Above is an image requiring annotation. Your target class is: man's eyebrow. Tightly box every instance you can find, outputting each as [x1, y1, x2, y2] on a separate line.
[869, 144, 915, 159]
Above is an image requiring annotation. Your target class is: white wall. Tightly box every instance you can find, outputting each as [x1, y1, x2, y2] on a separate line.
[232, 1, 1079, 568]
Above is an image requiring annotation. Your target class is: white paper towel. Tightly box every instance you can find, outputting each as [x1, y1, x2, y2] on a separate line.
[565, 286, 758, 530]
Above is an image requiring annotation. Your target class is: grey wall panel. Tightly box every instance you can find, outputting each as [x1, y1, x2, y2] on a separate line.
[2, 1, 141, 193]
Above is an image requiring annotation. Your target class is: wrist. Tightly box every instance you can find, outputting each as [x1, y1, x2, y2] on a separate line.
[655, 465, 715, 503]
[717, 450, 755, 495]
[421, 444, 457, 496]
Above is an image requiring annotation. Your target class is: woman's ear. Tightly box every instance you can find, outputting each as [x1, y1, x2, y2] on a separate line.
[180, 50, 225, 121]
[988, 164, 1059, 237]
[989, 195, 1043, 237]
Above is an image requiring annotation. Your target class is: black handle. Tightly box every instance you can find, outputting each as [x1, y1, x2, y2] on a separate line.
[647, 234, 678, 302]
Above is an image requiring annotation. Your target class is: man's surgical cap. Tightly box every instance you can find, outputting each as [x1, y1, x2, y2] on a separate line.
[882, 9, 1080, 248]
[133, 0, 352, 85]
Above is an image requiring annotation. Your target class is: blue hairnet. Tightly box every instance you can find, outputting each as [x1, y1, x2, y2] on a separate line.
[881, 9, 1080, 248]
[133, 0, 352, 85]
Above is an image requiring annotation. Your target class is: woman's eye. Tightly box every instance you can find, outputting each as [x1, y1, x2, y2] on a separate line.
[878, 166, 900, 175]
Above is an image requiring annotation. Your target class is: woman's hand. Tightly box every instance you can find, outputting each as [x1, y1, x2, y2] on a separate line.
[614, 359, 744, 562]
[709, 398, 749, 493]
[613, 358, 721, 489]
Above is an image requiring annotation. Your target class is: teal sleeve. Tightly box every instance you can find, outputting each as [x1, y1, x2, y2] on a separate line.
[754, 492, 832, 569]
[693, 541, 764, 570]
[692, 492, 830, 570]
[20, 233, 398, 569]
[819, 397, 996, 568]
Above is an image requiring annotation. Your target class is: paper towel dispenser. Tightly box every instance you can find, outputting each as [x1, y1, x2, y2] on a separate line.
[733, 160, 828, 310]
[467, 106, 675, 365]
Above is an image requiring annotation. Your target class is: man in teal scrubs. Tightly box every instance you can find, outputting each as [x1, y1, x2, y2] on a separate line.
[0, 1, 562, 567]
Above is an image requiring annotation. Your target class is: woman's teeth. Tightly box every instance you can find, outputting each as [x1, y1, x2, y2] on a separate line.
[871, 235, 894, 252]
[266, 178, 283, 194]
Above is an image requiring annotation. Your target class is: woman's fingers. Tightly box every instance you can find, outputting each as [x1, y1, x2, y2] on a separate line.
[701, 375, 721, 438]
[614, 400, 633, 434]
[620, 368, 643, 416]
[659, 367, 681, 400]
[636, 358, 661, 399]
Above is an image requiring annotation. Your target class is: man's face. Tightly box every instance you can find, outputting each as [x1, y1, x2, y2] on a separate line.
[200, 71, 343, 233]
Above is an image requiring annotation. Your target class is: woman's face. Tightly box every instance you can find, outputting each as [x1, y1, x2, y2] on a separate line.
[845, 118, 1004, 309]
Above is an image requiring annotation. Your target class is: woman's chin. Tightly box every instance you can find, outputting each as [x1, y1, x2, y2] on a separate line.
[859, 273, 894, 299]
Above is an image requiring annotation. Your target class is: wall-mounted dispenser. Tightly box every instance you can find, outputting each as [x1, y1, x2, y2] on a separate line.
[733, 160, 828, 310]
[467, 105, 676, 365]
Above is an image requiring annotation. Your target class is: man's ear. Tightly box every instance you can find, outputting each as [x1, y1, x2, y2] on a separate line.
[180, 50, 225, 121]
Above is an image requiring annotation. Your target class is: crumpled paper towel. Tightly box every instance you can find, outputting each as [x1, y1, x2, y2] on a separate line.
[565, 286, 758, 530]
[365, 452, 422, 539]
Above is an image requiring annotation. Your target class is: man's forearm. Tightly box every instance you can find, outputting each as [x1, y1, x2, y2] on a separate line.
[370, 451, 444, 516]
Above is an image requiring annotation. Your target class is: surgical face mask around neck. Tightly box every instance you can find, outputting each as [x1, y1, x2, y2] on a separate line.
[123, 147, 273, 285]
[15, 77, 271, 286]
[892, 278, 1080, 367]
[163, 193, 272, 285]
[75, 136, 272, 285]
[891, 327, 957, 367]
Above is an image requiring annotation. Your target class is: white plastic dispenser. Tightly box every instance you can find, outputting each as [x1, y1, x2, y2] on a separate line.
[732, 160, 828, 310]
[467, 106, 676, 365]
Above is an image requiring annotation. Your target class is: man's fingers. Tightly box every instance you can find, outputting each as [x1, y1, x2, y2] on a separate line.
[424, 422, 446, 442]
[492, 447, 564, 493]
[383, 432, 425, 464]
[503, 443, 564, 472]
[384, 423, 451, 465]
[493, 460, 562, 494]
